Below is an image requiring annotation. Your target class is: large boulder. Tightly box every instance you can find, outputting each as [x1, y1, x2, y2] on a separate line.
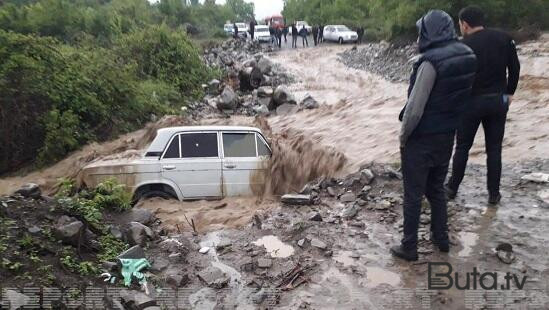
[257, 57, 273, 75]
[54, 220, 84, 246]
[124, 222, 154, 246]
[125, 208, 156, 226]
[257, 86, 274, 98]
[271, 85, 296, 110]
[300, 94, 320, 109]
[217, 86, 238, 110]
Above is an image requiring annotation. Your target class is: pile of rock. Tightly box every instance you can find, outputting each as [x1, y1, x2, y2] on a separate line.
[338, 42, 417, 82]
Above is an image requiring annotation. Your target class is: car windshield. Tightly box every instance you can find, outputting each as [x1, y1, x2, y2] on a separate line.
[336, 26, 350, 32]
[256, 27, 269, 32]
[236, 23, 246, 28]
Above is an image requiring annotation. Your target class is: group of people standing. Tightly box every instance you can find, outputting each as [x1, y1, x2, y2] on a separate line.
[393, 5, 520, 262]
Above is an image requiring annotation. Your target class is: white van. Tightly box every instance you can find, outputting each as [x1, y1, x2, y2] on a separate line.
[80, 126, 272, 202]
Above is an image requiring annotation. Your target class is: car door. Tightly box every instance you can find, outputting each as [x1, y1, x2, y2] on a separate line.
[326, 27, 333, 41]
[161, 132, 223, 199]
[221, 131, 271, 196]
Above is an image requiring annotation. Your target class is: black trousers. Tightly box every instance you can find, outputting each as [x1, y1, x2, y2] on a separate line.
[401, 133, 454, 250]
[302, 36, 308, 47]
[292, 35, 297, 48]
[313, 33, 318, 45]
[448, 94, 508, 194]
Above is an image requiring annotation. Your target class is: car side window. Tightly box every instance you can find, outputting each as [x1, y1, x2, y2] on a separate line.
[256, 134, 271, 157]
[223, 133, 256, 157]
[163, 135, 180, 159]
[181, 133, 218, 158]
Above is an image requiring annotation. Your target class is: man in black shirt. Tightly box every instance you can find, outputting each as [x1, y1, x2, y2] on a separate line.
[446, 6, 521, 205]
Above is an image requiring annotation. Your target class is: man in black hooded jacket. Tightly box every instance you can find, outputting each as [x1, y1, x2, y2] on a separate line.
[391, 10, 477, 261]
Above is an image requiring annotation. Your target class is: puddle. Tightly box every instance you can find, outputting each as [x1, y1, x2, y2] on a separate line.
[365, 266, 401, 288]
[252, 235, 295, 258]
[333, 251, 358, 266]
[458, 231, 479, 257]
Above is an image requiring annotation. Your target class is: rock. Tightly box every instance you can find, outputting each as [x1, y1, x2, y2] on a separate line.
[360, 169, 375, 185]
[297, 239, 306, 247]
[252, 289, 268, 304]
[308, 212, 323, 222]
[340, 192, 356, 203]
[150, 257, 169, 272]
[126, 208, 155, 226]
[311, 238, 327, 250]
[240, 257, 254, 272]
[253, 104, 270, 115]
[159, 237, 191, 255]
[54, 220, 84, 246]
[538, 189, 549, 204]
[217, 86, 237, 110]
[375, 200, 392, 210]
[15, 183, 41, 199]
[118, 245, 146, 259]
[384, 166, 403, 179]
[272, 85, 296, 108]
[257, 57, 273, 74]
[125, 222, 154, 246]
[199, 247, 210, 254]
[257, 86, 274, 98]
[197, 266, 229, 288]
[109, 226, 123, 240]
[496, 243, 516, 264]
[300, 94, 319, 109]
[420, 214, 430, 225]
[327, 187, 342, 197]
[521, 172, 549, 183]
[166, 273, 190, 288]
[28, 225, 41, 234]
[276, 103, 299, 115]
[281, 194, 313, 206]
[120, 290, 157, 309]
[242, 59, 257, 68]
[102, 261, 118, 272]
[341, 203, 361, 219]
[257, 258, 272, 268]
[5, 289, 30, 309]
[207, 79, 221, 95]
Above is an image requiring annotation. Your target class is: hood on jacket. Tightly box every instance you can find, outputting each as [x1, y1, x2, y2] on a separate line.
[416, 10, 457, 53]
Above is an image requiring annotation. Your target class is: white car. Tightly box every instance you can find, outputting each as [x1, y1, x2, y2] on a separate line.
[235, 22, 248, 38]
[323, 25, 358, 44]
[254, 25, 271, 43]
[80, 126, 272, 202]
[224, 24, 234, 36]
[295, 21, 312, 34]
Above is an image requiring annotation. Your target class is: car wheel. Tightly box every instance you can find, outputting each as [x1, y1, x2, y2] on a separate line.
[338, 37, 343, 44]
[134, 190, 174, 204]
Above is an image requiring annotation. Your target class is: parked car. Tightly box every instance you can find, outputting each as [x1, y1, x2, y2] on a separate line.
[80, 126, 272, 202]
[235, 22, 248, 38]
[323, 25, 358, 44]
[254, 25, 271, 43]
[224, 23, 234, 36]
[295, 21, 312, 34]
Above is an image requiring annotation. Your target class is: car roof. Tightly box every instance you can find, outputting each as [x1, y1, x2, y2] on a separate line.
[146, 126, 264, 153]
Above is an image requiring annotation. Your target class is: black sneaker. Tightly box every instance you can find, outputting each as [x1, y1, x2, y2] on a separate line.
[444, 185, 457, 200]
[488, 192, 502, 205]
[390, 245, 418, 261]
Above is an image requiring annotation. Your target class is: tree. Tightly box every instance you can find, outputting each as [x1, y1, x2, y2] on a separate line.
[226, 0, 254, 22]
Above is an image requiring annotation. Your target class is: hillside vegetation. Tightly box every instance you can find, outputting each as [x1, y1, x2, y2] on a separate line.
[282, 0, 549, 40]
[0, 0, 253, 174]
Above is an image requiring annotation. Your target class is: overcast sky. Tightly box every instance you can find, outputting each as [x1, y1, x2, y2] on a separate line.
[218, 0, 284, 19]
[149, 1, 284, 20]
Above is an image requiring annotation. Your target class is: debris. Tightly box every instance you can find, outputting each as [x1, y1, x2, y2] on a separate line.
[240, 257, 254, 272]
[360, 169, 375, 185]
[199, 247, 210, 254]
[340, 192, 356, 203]
[327, 186, 342, 197]
[311, 238, 328, 250]
[257, 258, 273, 268]
[118, 245, 146, 259]
[166, 273, 190, 288]
[496, 243, 516, 264]
[297, 239, 306, 247]
[257, 86, 274, 98]
[217, 86, 238, 110]
[125, 208, 156, 226]
[277, 263, 309, 291]
[150, 257, 169, 272]
[341, 203, 361, 219]
[308, 212, 323, 222]
[281, 194, 313, 206]
[120, 290, 157, 309]
[119, 258, 151, 287]
[14, 183, 41, 199]
[521, 172, 549, 183]
[197, 266, 229, 288]
[375, 200, 392, 210]
[125, 222, 154, 246]
[300, 94, 320, 109]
